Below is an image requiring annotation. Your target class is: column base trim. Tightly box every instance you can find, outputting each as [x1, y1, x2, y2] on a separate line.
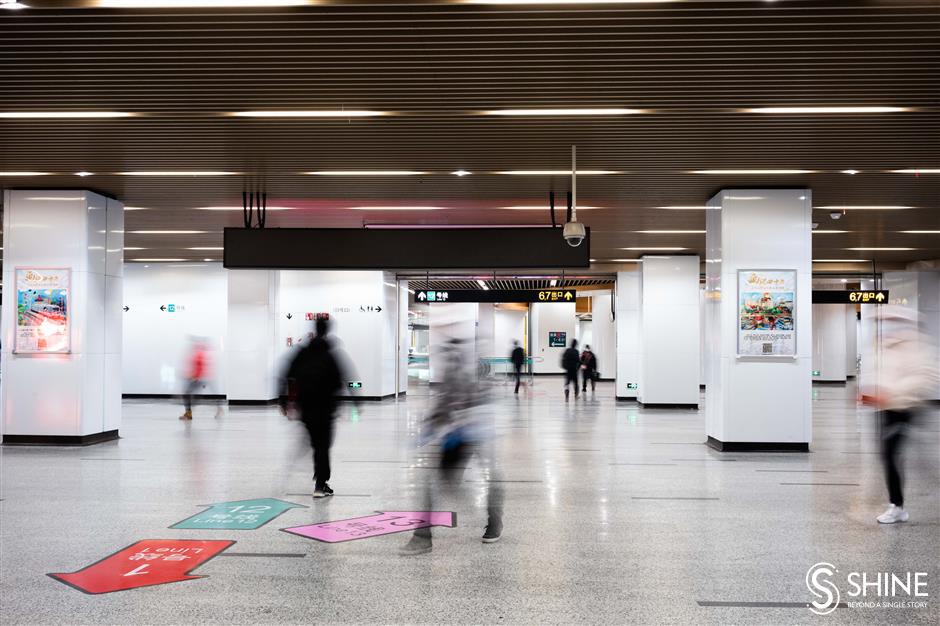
[637, 402, 699, 409]
[227, 399, 279, 406]
[812, 380, 847, 385]
[123, 393, 226, 400]
[615, 395, 637, 401]
[706, 436, 808, 453]
[3, 430, 119, 447]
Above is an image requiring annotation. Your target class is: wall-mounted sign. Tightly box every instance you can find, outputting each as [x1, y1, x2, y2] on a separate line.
[812, 370, 821, 376]
[812, 290, 888, 304]
[15, 268, 70, 353]
[348, 381, 363, 389]
[626, 382, 638, 390]
[415, 289, 576, 303]
[281, 511, 455, 544]
[48, 539, 234, 595]
[548, 331, 567, 347]
[737, 270, 797, 357]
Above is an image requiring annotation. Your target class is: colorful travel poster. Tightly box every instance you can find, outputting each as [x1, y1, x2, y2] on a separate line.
[15, 268, 71, 353]
[737, 270, 796, 357]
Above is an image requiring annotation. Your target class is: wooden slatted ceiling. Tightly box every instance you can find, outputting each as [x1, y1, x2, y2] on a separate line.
[0, 1, 937, 266]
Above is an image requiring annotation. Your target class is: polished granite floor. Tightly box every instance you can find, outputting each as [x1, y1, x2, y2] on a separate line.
[1, 380, 938, 625]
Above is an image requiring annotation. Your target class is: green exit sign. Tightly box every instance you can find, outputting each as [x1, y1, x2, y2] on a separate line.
[627, 382, 638, 390]
[812, 370, 821, 377]
[348, 381, 363, 389]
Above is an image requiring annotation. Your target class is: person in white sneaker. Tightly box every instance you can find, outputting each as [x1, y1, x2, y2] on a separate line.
[860, 306, 938, 525]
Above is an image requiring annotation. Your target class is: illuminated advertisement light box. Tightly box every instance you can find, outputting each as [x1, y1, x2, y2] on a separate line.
[737, 269, 796, 358]
[14, 268, 71, 354]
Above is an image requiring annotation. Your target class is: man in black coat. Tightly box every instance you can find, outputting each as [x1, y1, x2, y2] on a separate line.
[561, 338, 580, 401]
[281, 317, 343, 498]
[510, 340, 526, 394]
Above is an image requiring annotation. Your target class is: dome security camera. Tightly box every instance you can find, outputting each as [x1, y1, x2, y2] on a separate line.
[563, 221, 586, 247]
[829, 211, 842, 220]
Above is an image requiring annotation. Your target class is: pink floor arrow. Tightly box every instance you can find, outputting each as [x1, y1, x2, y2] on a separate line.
[281, 511, 456, 543]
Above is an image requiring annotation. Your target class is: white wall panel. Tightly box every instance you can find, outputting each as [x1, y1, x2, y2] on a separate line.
[530, 301, 576, 374]
[590, 293, 616, 380]
[812, 303, 847, 382]
[615, 269, 641, 398]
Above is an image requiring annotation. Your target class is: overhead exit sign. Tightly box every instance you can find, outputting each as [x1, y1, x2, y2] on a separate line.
[414, 289, 576, 303]
[812, 290, 888, 304]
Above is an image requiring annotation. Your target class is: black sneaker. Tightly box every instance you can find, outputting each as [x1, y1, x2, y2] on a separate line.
[313, 485, 333, 498]
[482, 524, 502, 543]
[323, 483, 334, 495]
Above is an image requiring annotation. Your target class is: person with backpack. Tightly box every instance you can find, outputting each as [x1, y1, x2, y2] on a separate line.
[280, 317, 344, 498]
[580, 344, 598, 394]
[561, 338, 580, 401]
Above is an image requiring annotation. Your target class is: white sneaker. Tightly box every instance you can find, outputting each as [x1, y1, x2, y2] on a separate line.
[877, 505, 909, 524]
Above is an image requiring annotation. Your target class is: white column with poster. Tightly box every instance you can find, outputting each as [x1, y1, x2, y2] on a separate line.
[704, 189, 812, 451]
[1, 190, 124, 444]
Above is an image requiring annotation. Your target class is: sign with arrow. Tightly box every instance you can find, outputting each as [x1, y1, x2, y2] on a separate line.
[812, 290, 889, 304]
[281, 511, 456, 543]
[170, 498, 306, 530]
[358, 305, 383, 313]
[286, 313, 293, 319]
[48, 539, 234, 595]
[415, 289, 576, 303]
[123, 306, 129, 312]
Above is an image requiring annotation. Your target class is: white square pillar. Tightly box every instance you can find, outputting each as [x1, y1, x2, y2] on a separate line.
[615, 269, 640, 399]
[638, 256, 701, 406]
[226, 270, 278, 402]
[705, 189, 812, 451]
[1, 190, 123, 444]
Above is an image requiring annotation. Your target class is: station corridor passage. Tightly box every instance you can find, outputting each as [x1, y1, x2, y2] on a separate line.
[1, 381, 938, 625]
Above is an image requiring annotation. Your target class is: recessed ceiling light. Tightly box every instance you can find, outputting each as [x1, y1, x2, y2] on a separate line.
[743, 106, 909, 114]
[812, 230, 849, 234]
[654, 205, 713, 210]
[344, 206, 446, 211]
[634, 230, 705, 234]
[0, 171, 49, 176]
[0, 111, 135, 118]
[890, 169, 940, 174]
[621, 247, 687, 251]
[846, 247, 916, 251]
[495, 169, 619, 175]
[814, 205, 912, 210]
[477, 279, 489, 291]
[75, 171, 94, 177]
[195, 205, 293, 211]
[187, 247, 224, 250]
[26, 196, 84, 201]
[723, 196, 766, 201]
[123, 206, 150, 211]
[841, 169, 860, 175]
[0, 2, 30, 10]
[451, 169, 472, 176]
[482, 108, 645, 116]
[96, 0, 312, 7]
[123, 247, 146, 250]
[128, 230, 209, 234]
[305, 170, 427, 176]
[812, 259, 871, 263]
[501, 205, 600, 210]
[462, 1, 680, 4]
[203, 258, 216, 262]
[900, 230, 940, 234]
[691, 169, 816, 175]
[127, 258, 188, 262]
[120, 171, 237, 176]
[228, 110, 387, 118]
[550, 279, 558, 286]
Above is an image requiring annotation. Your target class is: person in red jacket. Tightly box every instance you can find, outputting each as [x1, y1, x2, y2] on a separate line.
[180, 337, 222, 420]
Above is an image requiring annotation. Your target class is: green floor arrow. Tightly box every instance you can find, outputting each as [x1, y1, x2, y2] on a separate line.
[170, 498, 307, 530]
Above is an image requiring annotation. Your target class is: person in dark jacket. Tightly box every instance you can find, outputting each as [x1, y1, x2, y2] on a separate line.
[280, 317, 344, 498]
[580, 344, 598, 394]
[561, 338, 580, 401]
[510, 340, 526, 394]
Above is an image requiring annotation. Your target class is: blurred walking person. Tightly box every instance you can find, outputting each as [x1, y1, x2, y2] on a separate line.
[861, 306, 938, 524]
[580, 344, 598, 394]
[401, 338, 503, 555]
[561, 338, 580, 401]
[280, 318, 344, 498]
[180, 337, 223, 420]
[510, 340, 526, 394]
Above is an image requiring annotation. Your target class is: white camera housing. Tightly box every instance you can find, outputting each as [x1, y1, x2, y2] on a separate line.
[829, 211, 842, 220]
[563, 221, 587, 247]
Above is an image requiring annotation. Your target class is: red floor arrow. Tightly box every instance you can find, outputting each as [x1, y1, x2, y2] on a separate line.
[49, 539, 234, 594]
